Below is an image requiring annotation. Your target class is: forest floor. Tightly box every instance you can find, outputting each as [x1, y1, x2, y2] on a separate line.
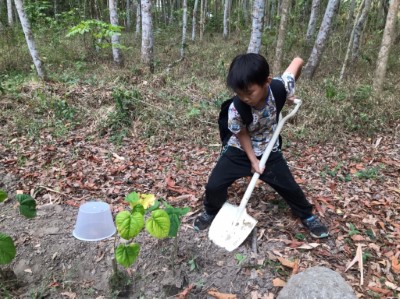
[0, 80, 400, 299]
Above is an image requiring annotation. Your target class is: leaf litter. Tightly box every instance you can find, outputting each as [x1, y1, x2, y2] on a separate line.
[0, 104, 399, 298]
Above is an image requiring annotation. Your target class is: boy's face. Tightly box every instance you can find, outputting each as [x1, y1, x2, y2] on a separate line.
[235, 77, 272, 109]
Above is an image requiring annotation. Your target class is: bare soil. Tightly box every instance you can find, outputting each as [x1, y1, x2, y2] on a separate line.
[1, 180, 287, 298]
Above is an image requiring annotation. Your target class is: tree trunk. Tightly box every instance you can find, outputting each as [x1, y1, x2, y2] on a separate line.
[247, 0, 264, 54]
[109, 0, 123, 65]
[141, 0, 154, 72]
[305, 0, 321, 44]
[14, 0, 47, 80]
[135, 0, 141, 38]
[191, 0, 198, 40]
[180, 0, 187, 58]
[339, 0, 365, 81]
[351, 0, 371, 63]
[7, 0, 13, 25]
[223, 0, 230, 39]
[273, 0, 290, 74]
[345, 0, 356, 36]
[126, 0, 131, 29]
[303, 0, 340, 79]
[373, 0, 399, 92]
[243, 0, 248, 27]
[199, 0, 205, 40]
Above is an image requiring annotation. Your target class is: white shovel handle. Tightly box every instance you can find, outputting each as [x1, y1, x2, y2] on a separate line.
[238, 99, 302, 211]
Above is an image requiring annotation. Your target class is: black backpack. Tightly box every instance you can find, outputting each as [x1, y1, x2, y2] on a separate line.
[218, 79, 287, 148]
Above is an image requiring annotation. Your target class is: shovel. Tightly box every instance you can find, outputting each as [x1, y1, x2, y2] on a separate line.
[208, 99, 302, 252]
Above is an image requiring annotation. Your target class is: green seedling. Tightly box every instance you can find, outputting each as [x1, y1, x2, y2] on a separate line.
[235, 253, 247, 266]
[0, 191, 37, 266]
[347, 223, 360, 236]
[294, 233, 305, 241]
[354, 166, 382, 180]
[114, 191, 189, 268]
[188, 257, 199, 271]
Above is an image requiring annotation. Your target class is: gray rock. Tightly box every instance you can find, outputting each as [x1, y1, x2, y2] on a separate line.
[277, 266, 356, 299]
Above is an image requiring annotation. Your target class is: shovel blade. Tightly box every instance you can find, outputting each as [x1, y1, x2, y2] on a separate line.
[208, 202, 257, 252]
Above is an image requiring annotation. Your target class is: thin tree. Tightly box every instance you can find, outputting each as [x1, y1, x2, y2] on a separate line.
[191, 0, 198, 41]
[109, 0, 123, 65]
[180, 0, 187, 58]
[351, 0, 371, 63]
[7, 0, 12, 25]
[126, 0, 131, 29]
[247, 0, 264, 54]
[135, 0, 141, 39]
[345, 0, 356, 36]
[141, 0, 154, 72]
[302, 0, 340, 79]
[273, 0, 290, 74]
[14, 0, 47, 80]
[305, 0, 321, 44]
[199, 0, 205, 40]
[373, 0, 399, 92]
[339, 0, 365, 81]
[223, 0, 230, 39]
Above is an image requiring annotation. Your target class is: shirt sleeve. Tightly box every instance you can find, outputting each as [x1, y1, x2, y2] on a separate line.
[277, 72, 296, 98]
[228, 102, 244, 134]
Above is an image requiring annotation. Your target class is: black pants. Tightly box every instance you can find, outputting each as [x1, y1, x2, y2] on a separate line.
[204, 146, 313, 219]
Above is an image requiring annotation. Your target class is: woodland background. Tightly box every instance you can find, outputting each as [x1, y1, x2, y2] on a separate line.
[0, 0, 399, 298]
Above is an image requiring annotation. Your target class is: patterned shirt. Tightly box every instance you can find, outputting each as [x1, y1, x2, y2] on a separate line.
[227, 73, 296, 156]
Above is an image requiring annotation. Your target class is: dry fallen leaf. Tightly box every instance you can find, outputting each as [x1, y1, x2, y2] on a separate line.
[391, 256, 400, 274]
[61, 292, 77, 299]
[176, 284, 194, 299]
[297, 243, 320, 250]
[272, 278, 286, 287]
[278, 257, 296, 268]
[208, 289, 237, 299]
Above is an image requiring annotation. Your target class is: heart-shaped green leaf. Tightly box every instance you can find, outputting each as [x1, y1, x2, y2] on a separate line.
[115, 243, 140, 268]
[115, 211, 144, 240]
[0, 233, 16, 265]
[16, 194, 36, 218]
[0, 190, 7, 203]
[125, 191, 140, 208]
[145, 210, 170, 239]
[164, 205, 190, 237]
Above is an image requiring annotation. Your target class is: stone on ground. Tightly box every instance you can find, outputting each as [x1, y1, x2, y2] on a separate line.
[277, 266, 356, 299]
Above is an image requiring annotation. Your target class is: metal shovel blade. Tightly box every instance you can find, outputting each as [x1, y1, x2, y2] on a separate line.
[208, 202, 257, 252]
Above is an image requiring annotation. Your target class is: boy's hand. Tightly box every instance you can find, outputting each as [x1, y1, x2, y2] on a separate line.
[286, 95, 296, 106]
[251, 159, 265, 174]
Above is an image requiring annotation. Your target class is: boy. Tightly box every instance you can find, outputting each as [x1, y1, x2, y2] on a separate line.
[194, 53, 328, 239]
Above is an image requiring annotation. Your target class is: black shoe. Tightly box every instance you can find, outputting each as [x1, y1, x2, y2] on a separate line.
[194, 211, 215, 231]
[302, 215, 329, 238]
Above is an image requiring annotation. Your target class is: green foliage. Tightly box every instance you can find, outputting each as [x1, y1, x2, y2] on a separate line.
[114, 191, 189, 269]
[235, 253, 247, 266]
[0, 233, 16, 265]
[16, 194, 37, 218]
[0, 190, 7, 203]
[99, 88, 141, 144]
[347, 223, 360, 236]
[354, 166, 382, 180]
[188, 256, 199, 271]
[0, 190, 36, 265]
[67, 19, 125, 50]
[295, 233, 305, 241]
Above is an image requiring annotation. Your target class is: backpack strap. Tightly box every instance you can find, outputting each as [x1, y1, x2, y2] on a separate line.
[233, 96, 252, 125]
[270, 79, 287, 123]
[270, 79, 288, 149]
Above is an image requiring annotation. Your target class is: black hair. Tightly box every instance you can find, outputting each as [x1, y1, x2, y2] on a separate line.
[226, 53, 270, 92]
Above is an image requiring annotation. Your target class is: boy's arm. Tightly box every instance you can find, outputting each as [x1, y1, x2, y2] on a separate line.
[236, 129, 264, 174]
[284, 57, 304, 81]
